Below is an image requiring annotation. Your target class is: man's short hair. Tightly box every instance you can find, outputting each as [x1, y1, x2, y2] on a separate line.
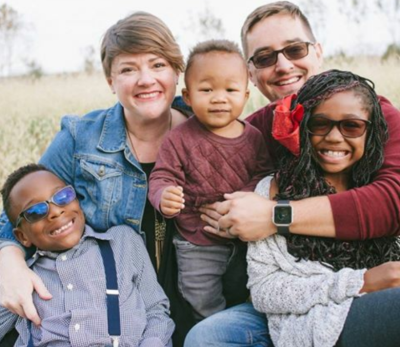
[241, 1, 316, 58]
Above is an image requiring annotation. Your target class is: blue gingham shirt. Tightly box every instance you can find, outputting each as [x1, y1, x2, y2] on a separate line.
[0, 225, 174, 346]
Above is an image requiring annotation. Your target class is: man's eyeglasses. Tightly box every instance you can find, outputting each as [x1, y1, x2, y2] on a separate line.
[248, 42, 315, 69]
[15, 186, 77, 227]
[307, 116, 371, 138]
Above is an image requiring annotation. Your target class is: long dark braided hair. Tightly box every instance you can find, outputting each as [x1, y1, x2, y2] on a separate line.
[274, 69, 399, 271]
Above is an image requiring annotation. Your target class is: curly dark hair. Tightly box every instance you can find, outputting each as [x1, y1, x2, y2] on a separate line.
[1, 163, 49, 226]
[274, 69, 399, 271]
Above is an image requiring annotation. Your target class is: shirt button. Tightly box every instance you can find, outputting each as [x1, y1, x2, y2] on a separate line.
[61, 255, 67, 261]
[74, 324, 80, 331]
[67, 283, 74, 291]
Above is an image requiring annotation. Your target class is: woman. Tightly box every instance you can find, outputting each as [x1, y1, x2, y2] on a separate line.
[0, 11, 192, 346]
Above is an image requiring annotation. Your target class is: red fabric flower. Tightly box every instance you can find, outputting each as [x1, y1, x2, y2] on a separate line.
[272, 94, 304, 156]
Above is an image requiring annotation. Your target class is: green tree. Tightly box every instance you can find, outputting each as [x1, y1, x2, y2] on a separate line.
[0, 3, 23, 76]
[184, 3, 226, 46]
[299, 0, 329, 44]
[336, 0, 400, 56]
[376, 0, 400, 48]
[82, 45, 97, 75]
[196, 5, 225, 40]
[25, 59, 44, 81]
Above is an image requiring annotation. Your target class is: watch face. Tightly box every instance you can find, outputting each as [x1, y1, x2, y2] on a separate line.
[274, 205, 292, 225]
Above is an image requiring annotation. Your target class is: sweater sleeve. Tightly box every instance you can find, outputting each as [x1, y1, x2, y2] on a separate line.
[247, 236, 365, 315]
[246, 104, 280, 168]
[329, 96, 400, 240]
[148, 133, 186, 216]
[241, 124, 274, 192]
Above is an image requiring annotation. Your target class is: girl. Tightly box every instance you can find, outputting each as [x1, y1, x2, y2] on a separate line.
[247, 69, 400, 347]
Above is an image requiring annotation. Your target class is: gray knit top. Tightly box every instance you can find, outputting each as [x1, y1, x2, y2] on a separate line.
[247, 176, 366, 347]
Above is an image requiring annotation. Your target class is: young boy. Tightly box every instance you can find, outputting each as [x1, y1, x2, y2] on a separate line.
[0, 164, 174, 347]
[149, 40, 269, 321]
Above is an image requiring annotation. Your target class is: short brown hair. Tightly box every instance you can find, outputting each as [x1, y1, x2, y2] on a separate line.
[184, 39, 247, 86]
[101, 11, 185, 78]
[241, 1, 316, 58]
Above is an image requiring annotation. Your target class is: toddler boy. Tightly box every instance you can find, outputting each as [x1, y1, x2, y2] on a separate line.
[0, 164, 174, 346]
[149, 40, 269, 321]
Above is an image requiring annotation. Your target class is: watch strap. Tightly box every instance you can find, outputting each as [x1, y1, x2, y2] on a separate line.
[277, 225, 291, 236]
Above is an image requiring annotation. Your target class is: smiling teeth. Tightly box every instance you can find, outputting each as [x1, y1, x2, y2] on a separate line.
[322, 150, 347, 158]
[137, 92, 159, 99]
[277, 77, 300, 86]
[51, 221, 73, 236]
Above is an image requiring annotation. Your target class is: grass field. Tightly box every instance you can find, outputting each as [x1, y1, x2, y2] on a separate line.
[1, 56, 399, 209]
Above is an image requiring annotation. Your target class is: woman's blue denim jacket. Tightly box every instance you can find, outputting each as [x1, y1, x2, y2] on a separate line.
[0, 103, 150, 251]
[0, 98, 191, 253]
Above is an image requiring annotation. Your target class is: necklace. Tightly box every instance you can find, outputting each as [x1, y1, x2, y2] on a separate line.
[125, 112, 172, 270]
[125, 112, 172, 163]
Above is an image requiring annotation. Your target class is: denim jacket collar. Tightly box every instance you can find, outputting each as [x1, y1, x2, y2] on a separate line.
[97, 103, 127, 153]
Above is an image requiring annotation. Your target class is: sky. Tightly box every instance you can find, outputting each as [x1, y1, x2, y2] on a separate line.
[3, 0, 395, 75]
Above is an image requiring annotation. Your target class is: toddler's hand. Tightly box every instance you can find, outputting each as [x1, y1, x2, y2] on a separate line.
[160, 186, 185, 216]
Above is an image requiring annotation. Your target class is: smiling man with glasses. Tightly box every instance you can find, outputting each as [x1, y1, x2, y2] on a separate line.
[248, 41, 315, 69]
[188, 1, 400, 346]
[244, 10, 322, 102]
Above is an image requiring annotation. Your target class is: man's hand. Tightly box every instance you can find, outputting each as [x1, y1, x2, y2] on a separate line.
[160, 186, 185, 216]
[0, 246, 52, 326]
[360, 262, 400, 294]
[205, 191, 277, 242]
[200, 201, 223, 233]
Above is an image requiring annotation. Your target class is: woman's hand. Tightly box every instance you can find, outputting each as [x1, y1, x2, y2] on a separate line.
[0, 246, 52, 326]
[360, 261, 400, 294]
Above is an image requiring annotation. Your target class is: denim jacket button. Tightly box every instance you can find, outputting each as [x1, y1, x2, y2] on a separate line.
[98, 165, 105, 177]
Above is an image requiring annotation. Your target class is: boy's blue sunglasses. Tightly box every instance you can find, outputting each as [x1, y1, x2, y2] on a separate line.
[15, 186, 76, 227]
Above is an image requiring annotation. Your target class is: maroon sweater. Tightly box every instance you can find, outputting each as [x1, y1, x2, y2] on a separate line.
[246, 96, 400, 240]
[149, 116, 270, 246]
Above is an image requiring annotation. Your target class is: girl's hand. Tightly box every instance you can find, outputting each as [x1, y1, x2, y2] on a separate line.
[360, 261, 400, 293]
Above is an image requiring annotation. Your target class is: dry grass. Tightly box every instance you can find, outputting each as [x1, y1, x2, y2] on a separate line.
[0, 72, 116, 204]
[0, 57, 399, 209]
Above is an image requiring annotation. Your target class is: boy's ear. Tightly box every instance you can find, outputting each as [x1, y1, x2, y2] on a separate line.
[182, 88, 191, 106]
[13, 228, 33, 248]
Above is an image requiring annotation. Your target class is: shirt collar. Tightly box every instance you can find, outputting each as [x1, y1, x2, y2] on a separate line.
[27, 225, 113, 266]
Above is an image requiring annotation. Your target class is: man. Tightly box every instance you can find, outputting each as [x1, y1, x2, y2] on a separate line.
[202, 1, 400, 246]
[187, 2, 400, 346]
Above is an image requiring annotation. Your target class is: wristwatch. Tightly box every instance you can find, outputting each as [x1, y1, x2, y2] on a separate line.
[272, 200, 293, 236]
